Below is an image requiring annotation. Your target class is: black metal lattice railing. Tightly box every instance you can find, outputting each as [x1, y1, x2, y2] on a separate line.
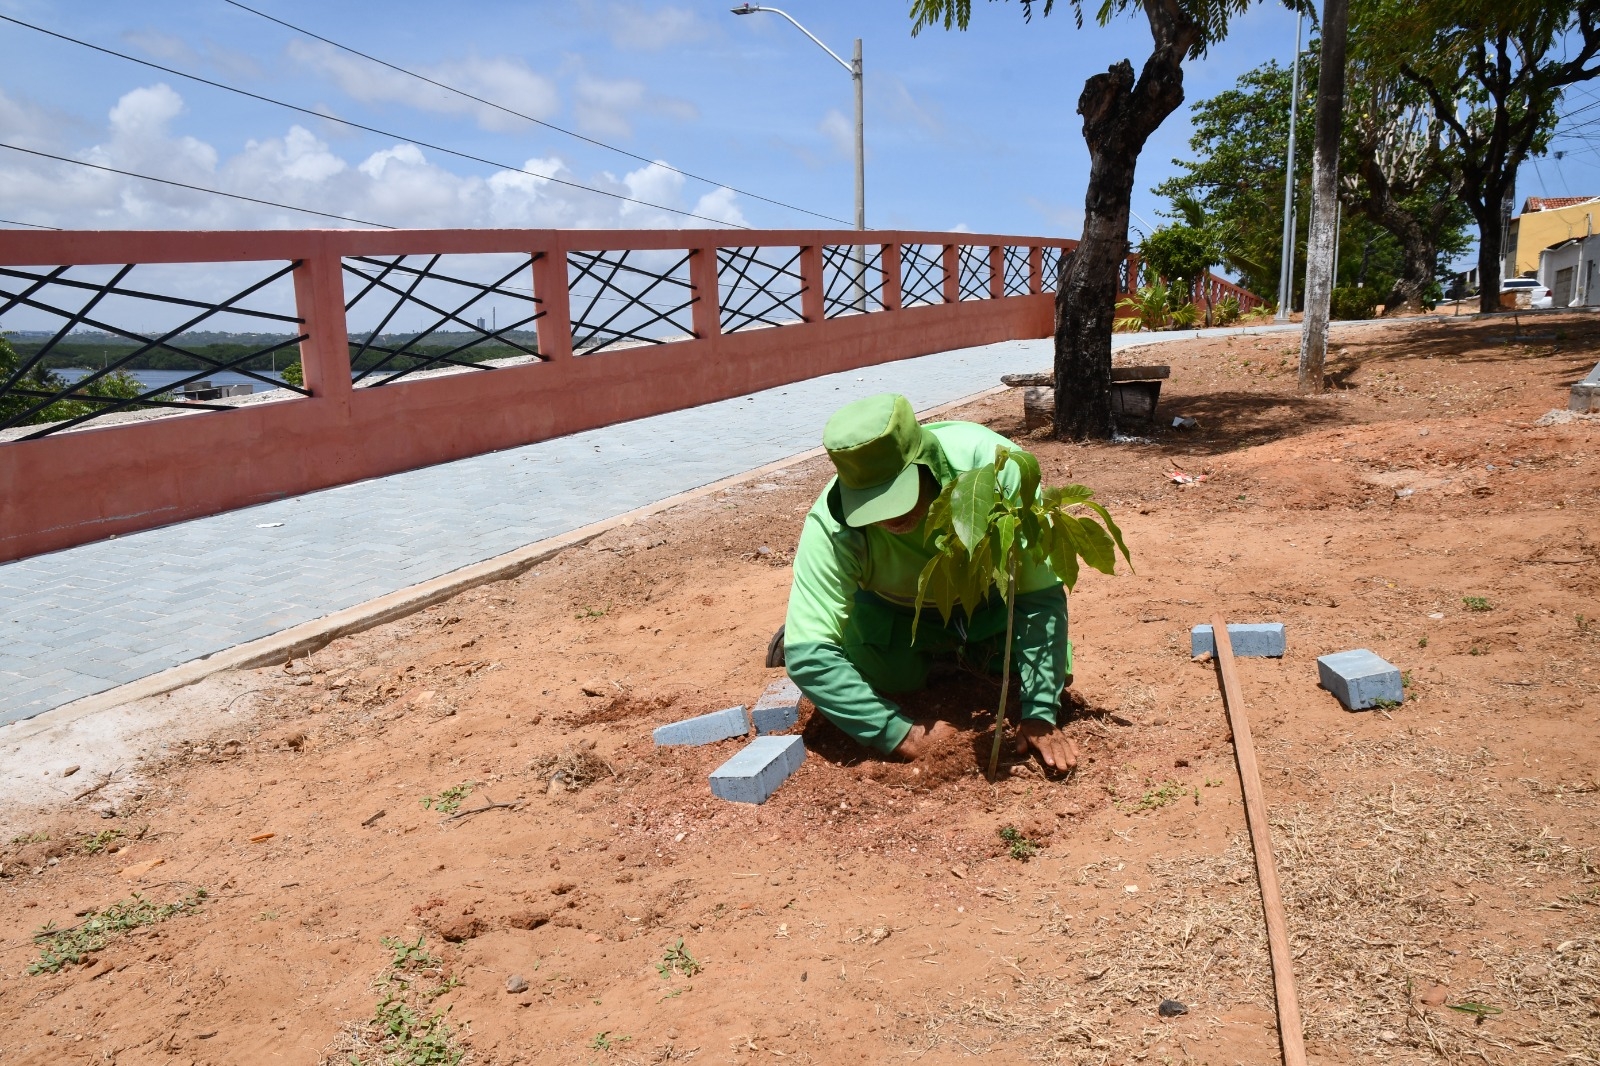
[0, 261, 308, 440]
[1003, 246, 1031, 297]
[822, 245, 883, 318]
[717, 246, 805, 333]
[568, 248, 696, 354]
[900, 244, 945, 307]
[342, 253, 544, 386]
[957, 245, 991, 301]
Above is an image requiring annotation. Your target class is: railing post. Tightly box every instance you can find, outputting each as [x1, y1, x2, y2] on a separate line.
[1029, 246, 1043, 295]
[689, 243, 722, 339]
[942, 245, 959, 304]
[291, 248, 351, 403]
[989, 246, 1005, 299]
[532, 247, 573, 359]
[800, 244, 825, 322]
[881, 243, 902, 311]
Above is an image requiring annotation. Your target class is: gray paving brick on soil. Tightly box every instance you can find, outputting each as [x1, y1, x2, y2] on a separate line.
[0, 326, 1305, 726]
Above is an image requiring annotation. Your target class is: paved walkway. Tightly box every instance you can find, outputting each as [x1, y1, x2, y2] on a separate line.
[0, 326, 1303, 726]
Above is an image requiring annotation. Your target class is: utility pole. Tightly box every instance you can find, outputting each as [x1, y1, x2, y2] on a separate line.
[732, 5, 867, 308]
[1298, 0, 1350, 393]
[1276, 13, 1304, 322]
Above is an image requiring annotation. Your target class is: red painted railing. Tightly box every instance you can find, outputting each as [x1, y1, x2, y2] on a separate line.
[1, 228, 1089, 560]
[0, 229, 1269, 561]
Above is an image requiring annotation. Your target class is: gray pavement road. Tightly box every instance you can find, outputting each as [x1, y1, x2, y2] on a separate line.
[0, 326, 1304, 726]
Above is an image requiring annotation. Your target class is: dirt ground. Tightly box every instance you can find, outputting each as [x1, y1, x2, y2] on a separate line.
[2, 313, 1597, 1066]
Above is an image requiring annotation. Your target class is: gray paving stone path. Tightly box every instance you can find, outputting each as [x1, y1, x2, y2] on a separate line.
[1, 326, 1302, 726]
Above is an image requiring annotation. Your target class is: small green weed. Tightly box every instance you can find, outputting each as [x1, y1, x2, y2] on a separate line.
[589, 1031, 630, 1051]
[29, 889, 207, 974]
[79, 828, 124, 855]
[1128, 780, 1189, 812]
[258, 909, 280, 921]
[344, 936, 465, 1065]
[1448, 1000, 1504, 1024]
[1418, 635, 1429, 648]
[1578, 613, 1589, 633]
[10, 831, 48, 845]
[656, 938, 702, 979]
[998, 825, 1038, 861]
[1371, 697, 1402, 710]
[576, 605, 607, 619]
[421, 783, 472, 814]
[1469, 646, 1484, 656]
[1463, 596, 1492, 612]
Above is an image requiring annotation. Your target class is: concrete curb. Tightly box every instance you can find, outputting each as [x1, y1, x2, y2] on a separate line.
[4, 385, 1013, 740]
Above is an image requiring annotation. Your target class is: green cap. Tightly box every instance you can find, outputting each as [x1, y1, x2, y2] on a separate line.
[823, 393, 931, 527]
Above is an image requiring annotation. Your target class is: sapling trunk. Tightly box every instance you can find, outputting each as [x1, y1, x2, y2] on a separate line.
[985, 553, 1018, 782]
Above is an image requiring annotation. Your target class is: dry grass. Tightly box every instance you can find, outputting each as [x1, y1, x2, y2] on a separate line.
[527, 740, 616, 793]
[911, 739, 1599, 1065]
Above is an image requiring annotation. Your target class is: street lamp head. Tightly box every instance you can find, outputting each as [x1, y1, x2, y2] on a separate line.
[731, 3, 758, 13]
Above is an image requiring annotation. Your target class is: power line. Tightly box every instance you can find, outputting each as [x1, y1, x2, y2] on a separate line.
[0, 13, 749, 229]
[0, 217, 63, 230]
[0, 142, 397, 228]
[220, 0, 852, 228]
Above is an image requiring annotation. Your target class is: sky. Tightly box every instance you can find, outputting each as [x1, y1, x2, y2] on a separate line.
[0, 1, 1593, 261]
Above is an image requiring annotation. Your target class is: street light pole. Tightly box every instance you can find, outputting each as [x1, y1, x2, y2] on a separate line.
[1276, 11, 1304, 322]
[732, 4, 866, 307]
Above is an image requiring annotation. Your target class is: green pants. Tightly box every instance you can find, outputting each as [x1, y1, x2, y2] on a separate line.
[841, 589, 1071, 707]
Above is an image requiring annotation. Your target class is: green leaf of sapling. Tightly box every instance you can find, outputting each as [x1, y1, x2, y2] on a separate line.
[1079, 501, 1133, 570]
[949, 465, 997, 552]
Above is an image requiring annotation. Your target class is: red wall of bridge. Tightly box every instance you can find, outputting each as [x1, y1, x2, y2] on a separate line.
[0, 227, 1064, 561]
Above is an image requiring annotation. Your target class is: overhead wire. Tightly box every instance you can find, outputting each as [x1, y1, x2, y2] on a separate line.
[0, 142, 396, 228]
[0, 13, 750, 229]
[219, 0, 852, 227]
[0, 217, 63, 230]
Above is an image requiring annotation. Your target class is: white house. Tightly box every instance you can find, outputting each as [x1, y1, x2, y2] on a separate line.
[1537, 235, 1600, 307]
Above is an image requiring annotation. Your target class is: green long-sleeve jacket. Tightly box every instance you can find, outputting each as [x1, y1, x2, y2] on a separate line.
[783, 421, 1070, 753]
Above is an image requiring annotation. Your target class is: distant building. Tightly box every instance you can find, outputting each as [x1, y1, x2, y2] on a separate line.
[1537, 235, 1600, 307]
[1505, 196, 1600, 277]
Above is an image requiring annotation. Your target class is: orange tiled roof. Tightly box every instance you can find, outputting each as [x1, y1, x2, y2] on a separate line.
[1521, 195, 1600, 213]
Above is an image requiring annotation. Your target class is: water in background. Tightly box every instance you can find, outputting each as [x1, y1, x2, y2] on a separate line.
[56, 368, 287, 393]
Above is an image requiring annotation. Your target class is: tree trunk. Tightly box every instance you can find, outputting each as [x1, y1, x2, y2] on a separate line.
[1298, 0, 1350, 393]
[1475, 183, 1512, 314]
[1055, 12, 1200, 439]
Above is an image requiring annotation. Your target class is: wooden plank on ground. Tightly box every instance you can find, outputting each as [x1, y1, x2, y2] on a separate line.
[1211, 613, 1309, 1066]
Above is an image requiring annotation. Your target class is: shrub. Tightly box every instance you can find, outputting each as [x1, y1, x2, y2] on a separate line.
[1214, 295, 1241, 325]
[1330, 286, 1379, 320]
[1169, 301, 1200, 328]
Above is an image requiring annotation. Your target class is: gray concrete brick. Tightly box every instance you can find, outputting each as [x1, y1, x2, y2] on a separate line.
[653, 706, 750, 747]
[1191, 623, 1286, 658]
[1316, 649, 1403, 710]
[751, 677, 802, 734]
[710, 736, 807, 804]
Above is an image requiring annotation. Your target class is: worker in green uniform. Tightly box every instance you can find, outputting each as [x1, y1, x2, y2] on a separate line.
[781, 393, 1079, 770]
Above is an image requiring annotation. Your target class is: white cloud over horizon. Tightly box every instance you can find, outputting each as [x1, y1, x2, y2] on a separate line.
[0, 83, 746, 232]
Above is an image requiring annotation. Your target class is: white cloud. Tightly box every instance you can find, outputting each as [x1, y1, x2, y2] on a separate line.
[0, 84, 743, 235]
[603, 5, 709, 51]
[819, 109, 853, 159]
[574, 74, 697, 139]
[124, 28, 265, 81]
[287, 40, 560, 133]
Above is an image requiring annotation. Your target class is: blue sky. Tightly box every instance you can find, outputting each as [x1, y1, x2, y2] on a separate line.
[0, 0, 1590, 264]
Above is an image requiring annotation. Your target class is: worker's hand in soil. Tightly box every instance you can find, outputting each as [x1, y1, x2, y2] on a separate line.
[1015, 719, 1079, 772]
[894, 719, 957, 760]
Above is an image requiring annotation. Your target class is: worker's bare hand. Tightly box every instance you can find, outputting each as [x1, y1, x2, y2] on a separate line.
[895, 720, 956, 760]
[1014, 719, 1079, 773]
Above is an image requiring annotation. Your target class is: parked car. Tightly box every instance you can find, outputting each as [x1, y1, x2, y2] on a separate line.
[1501, 277, 1553, 309]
